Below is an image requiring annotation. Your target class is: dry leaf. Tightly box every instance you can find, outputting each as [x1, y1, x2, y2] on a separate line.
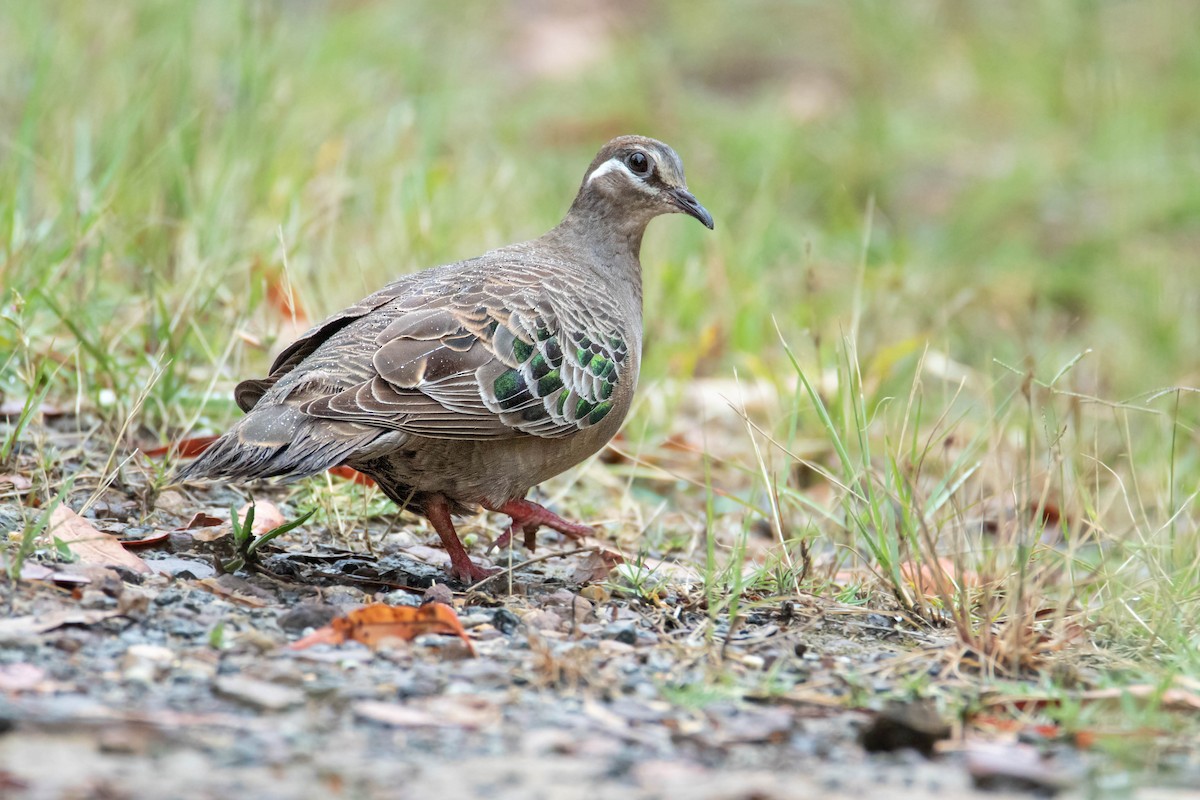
[327, 465, 377, 486]
[571, 547, 626, 583]
[0, 609, 122, 640]
[119, 531, 170, 549]
[17, 562, 91, 587]
[353, 696, 497, 729]
[140, 436, 219, 458]
[49, 506, 151, 574]
[242, 500, 285, 535]
[189, 527, 230, 543]
[289, 602, 475, 656]
[177, 511, 225, 530]
[265, 274, 308, 323]
[0, 473, 32, 492]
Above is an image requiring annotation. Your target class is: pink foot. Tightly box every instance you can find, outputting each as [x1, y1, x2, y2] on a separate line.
[484, 498, 594, 553]
[425, 494, 498, 583]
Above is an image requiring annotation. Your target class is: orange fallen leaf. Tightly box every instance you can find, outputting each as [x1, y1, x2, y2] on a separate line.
[49, 506, 151, 574]
[141, 436, 219, 458]
[266, 274, 308, 324]
[971, 714, 1062, 740]
[327, 465, 377, 486]
[289, 602, 475, 656]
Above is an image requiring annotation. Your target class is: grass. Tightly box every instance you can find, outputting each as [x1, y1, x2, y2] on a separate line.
[2, 0, 1198, 777]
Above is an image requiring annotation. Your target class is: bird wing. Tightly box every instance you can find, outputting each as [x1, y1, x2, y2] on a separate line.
[237, 261, 630, 442]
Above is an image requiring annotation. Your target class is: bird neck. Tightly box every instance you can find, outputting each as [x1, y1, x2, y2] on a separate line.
[551, 190, 651, 267]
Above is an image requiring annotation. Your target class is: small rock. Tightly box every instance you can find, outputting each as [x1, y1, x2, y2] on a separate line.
[521, 609, 563, 632]
[154, 489, 190, 514]
[321, 586, 368, 608]
[121, 644, 174, 681]
[422, 583, 454, 606]
[214, 675, 305, 712]
[579, 584, 611, 604]
[492, 608, 521, 635]
[603, 621, 638, 645]
[860, 700, 951, 757]
[379, 590, 422, 607]
[150, 556, 216, 580]
[118, 586, 152, 617]
[78, 589, 117, 610]
[277, 603, 338, 632]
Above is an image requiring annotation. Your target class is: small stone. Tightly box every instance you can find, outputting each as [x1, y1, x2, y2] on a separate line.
[603, 621, 638, 645]
[121, 645, 174, 685]
[860, 700, 951, 757]
[521, 610, 563, 632]
[422, 583, 454, 606]
[78, 589, 117, 610]
[492, 608, 521, 635]
[579, 584, 610, 604]
[214, 675, 305, 712]
[277, 603, 338, 632]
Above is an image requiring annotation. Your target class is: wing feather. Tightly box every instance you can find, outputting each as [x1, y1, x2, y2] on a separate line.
[238, 258, 629, 441]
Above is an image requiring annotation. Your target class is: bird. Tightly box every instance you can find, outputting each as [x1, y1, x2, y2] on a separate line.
[178, 135, 713, 583]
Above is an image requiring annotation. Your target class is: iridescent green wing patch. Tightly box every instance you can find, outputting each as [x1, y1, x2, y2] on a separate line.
[482, 315, 628, 437]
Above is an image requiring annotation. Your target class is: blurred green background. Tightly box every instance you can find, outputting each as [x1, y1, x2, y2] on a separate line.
[2, 0, 1198, 428]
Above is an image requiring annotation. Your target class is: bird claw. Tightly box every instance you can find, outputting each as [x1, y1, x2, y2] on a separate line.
[449, 559, 500, 584]
[483, 498, 594, 554]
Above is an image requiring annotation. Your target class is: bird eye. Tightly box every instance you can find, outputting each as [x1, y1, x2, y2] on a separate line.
[626, 151, 650, 175]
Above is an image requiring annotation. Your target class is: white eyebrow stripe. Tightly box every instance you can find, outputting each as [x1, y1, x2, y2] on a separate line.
[586, 157, 654, 193]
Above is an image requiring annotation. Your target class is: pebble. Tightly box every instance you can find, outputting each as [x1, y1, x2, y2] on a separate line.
[78, 589, 118, 610]
[277, 603, 338, 632]
[120, 644, 175, 685]
[214, 675, 306, 712]
[521, 609, 563, 632]
[603, 622, 638, 645]
[491, 608, 522, 635]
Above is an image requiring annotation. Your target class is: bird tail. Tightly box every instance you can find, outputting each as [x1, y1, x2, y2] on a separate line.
[177, 404, 377, 484]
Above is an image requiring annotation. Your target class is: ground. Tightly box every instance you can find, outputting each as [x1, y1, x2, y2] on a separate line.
[1, 409, 1197, 799]
[3, 2, 1200, 798]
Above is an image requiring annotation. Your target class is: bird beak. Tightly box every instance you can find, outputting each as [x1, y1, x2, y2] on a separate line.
[669, 188, 715, 230]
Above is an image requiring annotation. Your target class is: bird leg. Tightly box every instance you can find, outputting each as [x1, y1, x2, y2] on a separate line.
[425, 494, 498, 583]
[484, 498, 594, 553]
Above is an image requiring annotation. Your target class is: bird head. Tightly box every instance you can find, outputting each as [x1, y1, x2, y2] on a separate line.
[570, 135, 714, 237]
